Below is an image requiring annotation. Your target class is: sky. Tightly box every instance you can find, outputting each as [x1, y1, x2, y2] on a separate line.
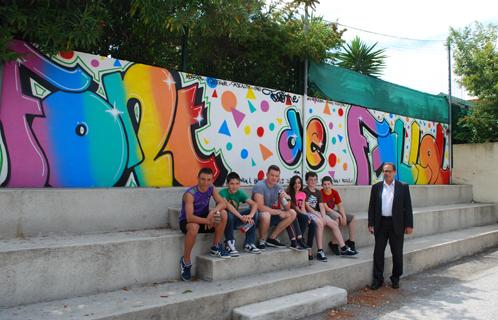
[314, 0, 498, 100]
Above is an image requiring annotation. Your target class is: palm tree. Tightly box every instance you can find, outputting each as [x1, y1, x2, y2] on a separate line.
[337, 36, 387, 77]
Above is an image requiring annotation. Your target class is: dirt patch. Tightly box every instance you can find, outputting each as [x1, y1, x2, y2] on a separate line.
[326, 309, 354, 319]
[348, 285, 397, 308]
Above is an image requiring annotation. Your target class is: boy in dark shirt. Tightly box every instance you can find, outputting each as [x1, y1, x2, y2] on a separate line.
[303, 172, 356, 260]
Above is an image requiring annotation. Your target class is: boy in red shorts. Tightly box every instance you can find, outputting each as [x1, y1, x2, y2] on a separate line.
[321, 176, 358, 254]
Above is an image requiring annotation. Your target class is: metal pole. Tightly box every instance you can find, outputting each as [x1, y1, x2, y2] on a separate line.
[447, 41, 453, 184]
[181, 27, 189, 72]
[301, 5, 309, 180]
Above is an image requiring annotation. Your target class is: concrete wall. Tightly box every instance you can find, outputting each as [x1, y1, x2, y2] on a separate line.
[0, 40, 450, 188]
[0, 185, 472, 240]
[453, 142, 498, 203]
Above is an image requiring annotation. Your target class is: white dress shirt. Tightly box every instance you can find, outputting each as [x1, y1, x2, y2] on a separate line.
[381, 181, 395, 217]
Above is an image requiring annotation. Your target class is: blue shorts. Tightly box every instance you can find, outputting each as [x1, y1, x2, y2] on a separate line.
[270, 213, 283, 226]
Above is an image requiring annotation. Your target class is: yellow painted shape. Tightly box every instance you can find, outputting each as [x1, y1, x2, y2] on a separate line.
[124, 64, 176, 186]
[409, 122, 420, 165]
[246, 87, 256, 100]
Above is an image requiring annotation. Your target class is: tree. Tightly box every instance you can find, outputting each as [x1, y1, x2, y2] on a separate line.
[335, 36, 387, 77]
[0, 0, 344, 94]
[448, 22, 498, 143]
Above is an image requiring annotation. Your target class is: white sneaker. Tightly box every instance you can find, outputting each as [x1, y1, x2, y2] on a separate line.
[244, 243, 262, 254]
[226, 240, 240, 257]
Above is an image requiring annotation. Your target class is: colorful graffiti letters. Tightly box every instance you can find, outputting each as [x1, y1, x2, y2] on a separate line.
[306, 117, 327, 170]
[0, 41, 450, 187]
[278, 109, 302, 167]
[347, 106, 450, 185]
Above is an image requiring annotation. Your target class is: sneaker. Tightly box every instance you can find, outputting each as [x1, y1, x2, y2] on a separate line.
[328, 242, 340, 256]
[297, 238, 309, 249]
[226, 240, 240, 257]
[257, 240, 267, 251]
[180, 257, 192, 281]
[345, 240, 358, 254]
[266, 238, 286, 248]
[289, 240, 305, 252]
[210, 244, 231, 259]
[244, 243, 262, 254]
[316, 249, 328, 262]
[340, 245, 357, 256]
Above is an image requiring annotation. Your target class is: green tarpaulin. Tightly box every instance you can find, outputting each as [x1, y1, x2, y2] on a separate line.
[309, 62, 450, 123]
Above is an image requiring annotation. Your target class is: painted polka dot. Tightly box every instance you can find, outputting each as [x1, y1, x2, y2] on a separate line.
[343, 162, 348, 170]
[269, 123, 275, 131]
[244, 125, 251, 136]
[59, 51, 74, 59]
[328, 122, 334, 130]
[226, 142, 233, 151]
[338, 108, 344, 116]
[261, 100, 270, 112]
[257, 127, 265, 137]
[328, 153, 337, 167]
[221, 91, 237, 112]
[241, 149, 249, 159]
[91, 59, 99, 67]
[332, 137, 337, 144]
[257, 170, 265, 180]
[308, 108, 313, 113]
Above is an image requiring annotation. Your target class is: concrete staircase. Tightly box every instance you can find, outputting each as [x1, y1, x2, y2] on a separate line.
[0, 185, 497, 320]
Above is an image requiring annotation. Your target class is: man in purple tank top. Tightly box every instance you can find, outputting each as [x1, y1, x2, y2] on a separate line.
[179, 168, 229, 281]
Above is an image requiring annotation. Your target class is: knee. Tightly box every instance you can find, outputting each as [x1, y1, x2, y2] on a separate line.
[260, 211, 271, 223]
[220, 209, 228, 222]
[289, 209, 297, 219]
[186, 223, 200, 235]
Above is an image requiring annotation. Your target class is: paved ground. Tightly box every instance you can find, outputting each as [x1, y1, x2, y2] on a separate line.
[305, 246, 498, 320]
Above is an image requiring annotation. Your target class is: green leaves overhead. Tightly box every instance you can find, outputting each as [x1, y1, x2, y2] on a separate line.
[336, 36, 387, 77]
[0, 0, 344, 93]
[448, 22, 498, 143]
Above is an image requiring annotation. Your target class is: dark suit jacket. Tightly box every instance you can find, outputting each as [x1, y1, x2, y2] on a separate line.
[368, 180, 413, 236]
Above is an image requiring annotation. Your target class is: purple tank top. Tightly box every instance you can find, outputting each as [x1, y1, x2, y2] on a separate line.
[179, 185, 213, 222]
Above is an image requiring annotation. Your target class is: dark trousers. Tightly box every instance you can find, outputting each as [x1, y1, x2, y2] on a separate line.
[287, 213, 316, 247]
[373, 217, 404, 283]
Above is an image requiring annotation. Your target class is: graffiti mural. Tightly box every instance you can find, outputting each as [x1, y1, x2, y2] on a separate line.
[0, 41, 450, 187]
[303, 99, 450, 185]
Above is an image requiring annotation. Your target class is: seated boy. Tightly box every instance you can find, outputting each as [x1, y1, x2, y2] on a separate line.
[252, 165, 296, 250]
[220, 172, 261, 255]
[179, 168, 229, 281]
[303, 172, 356, 261]
[321, 176, 358, 254]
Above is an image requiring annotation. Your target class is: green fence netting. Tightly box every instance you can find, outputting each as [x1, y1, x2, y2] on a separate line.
[309, 62, 450, 123]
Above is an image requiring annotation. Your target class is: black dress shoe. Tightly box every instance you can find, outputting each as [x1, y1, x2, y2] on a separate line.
[391, 281, 399, 289]
[370, 281, 383, 290]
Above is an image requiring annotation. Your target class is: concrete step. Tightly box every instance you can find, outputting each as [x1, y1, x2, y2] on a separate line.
[2, 224, 497, 320]
[197, 248, 308, 281]
[0, 185, 473, 239]
[343, 202, 498, 250]
[0, 229, 192, 308]
[1, 202, 495, 308]
[232, 286, 346, 320]
[169, 202, 498, 247]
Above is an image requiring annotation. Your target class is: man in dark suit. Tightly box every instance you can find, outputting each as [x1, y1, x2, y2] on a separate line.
[368, 162, 413, 289]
